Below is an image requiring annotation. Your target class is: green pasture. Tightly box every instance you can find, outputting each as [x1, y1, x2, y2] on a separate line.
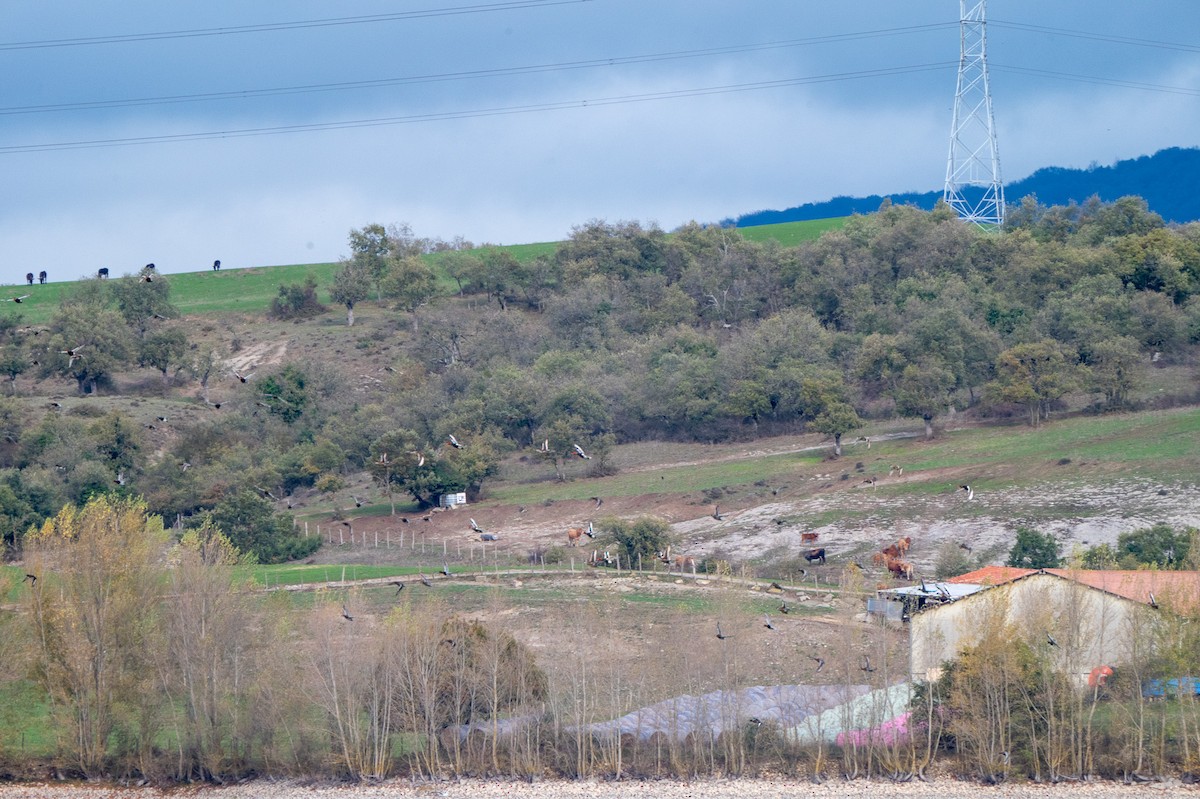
[2, 219, 847, 325]
[737, 218, 848, 247]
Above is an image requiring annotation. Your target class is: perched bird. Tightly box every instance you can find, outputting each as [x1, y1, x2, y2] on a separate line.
[233, 370, 254, 383]
[809, 655, 826, 673]
[399, 517, 409, 524]
[341, 604, 354, 622]
[959, 484, 975, 501]
[390, 581, 406, 595]
[573, 443, 591, 460]
[715, 622, 727, 640]
[420, 573, 433, 587]
[1046, 632, 1058, 647]
[4, 295, 30, 303]
[861, 655, 876, 673]
[447, 433, 463, 449]
[763, 615, 777, 631]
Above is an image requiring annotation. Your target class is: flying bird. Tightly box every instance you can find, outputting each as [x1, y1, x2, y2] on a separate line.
[959, 485, 974, 501]
[22, 573, 37, 586]
[1149, 592, 1160, 609]
[573, 444, 591, 460]
[441, 563, 451, 577]
[341, 604, 354, 622]
[390, 581, 406, 595]
[860, 655, 876, 673]
[889, 465, 904, 477]
[139, 273, 154, 283]
[863, 477, 877, 489]
[1046, 632, 1058, 647]
[447, 433, 463, 449]
[114, 470, 126, 486]
[712, 505, 724, 521]
[420, 573, 433, 587]
[809, 655, 825, 673]
[233, 370, 254, 383]
[539, 439, 549, 453]
[585, 521, 595, 538]
[591, 496, 603, 509]
[779, 603, 791, 614]
[469, 518, 483, 533]
[763, 615, 777, 631]
[352, 495, 364, 508]
[4, 295, 30, 303]
[715, 622, 727, 640]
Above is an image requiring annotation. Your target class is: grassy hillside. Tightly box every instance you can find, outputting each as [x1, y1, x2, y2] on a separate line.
[1, 219, 845, 325]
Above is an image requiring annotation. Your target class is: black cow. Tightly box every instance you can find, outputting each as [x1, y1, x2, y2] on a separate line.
[38, 271, 46, 284]
[25, 273, 33, 285]
[212, 259, 221, 271]
[97, 268, 109, 279]
[804, 548, 827, 565]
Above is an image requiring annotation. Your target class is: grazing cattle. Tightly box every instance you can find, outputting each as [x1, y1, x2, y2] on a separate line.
[97, 267, 109, 279]
[25, 273, 33, 285]
[804, 548, 826, 565]
[871, 552, 890, 568]
[880, 544, 902, 560]
[567, 527, 584, 547]
[896, 536, 912, 555]
[212, 259, 221, 271]
[886, 558, 914, 580]
[38, 271, 46, 284]
[670, 554, 697, 574]
[800, 532, 819, 544]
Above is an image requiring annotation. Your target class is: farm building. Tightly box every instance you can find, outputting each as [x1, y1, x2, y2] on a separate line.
[891, 567, 1200, 684]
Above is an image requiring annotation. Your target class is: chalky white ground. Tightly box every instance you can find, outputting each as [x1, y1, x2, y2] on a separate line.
[0, 779, 1196, 798]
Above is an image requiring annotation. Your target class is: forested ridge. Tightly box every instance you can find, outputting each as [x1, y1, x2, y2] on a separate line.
[0, 196, 1198, 561]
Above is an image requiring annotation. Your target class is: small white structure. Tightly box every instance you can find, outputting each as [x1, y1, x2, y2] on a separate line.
[439, 492, 467, 509]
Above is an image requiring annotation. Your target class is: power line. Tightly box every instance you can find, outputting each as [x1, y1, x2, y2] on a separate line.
[990, 19, 1200, 54]
[992, 64, 1200, 98]
[0, 0, 589, 51]
[0, 23, 956, 117]
[0, 62, 956, 154]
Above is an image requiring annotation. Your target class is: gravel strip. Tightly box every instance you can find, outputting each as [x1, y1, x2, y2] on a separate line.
[0, 778, 1197, 799]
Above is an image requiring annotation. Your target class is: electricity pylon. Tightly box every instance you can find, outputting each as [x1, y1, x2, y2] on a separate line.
[944, 0, 1004, 227]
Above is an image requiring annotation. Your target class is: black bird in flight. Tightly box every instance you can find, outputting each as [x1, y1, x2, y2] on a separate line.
[23, 573, 37, 586]
[809, 655, 825, 673]
[715, 622, 727, 640]
[390, 581, 406, 595]
[341, 604, 354, 622]
[860, 655, 876, 673]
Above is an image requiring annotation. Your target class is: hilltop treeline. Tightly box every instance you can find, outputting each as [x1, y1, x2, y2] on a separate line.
[2, 197, 1200, 560]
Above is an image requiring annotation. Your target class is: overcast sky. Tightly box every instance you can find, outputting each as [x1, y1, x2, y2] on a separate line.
[2, 1, 1199, 284]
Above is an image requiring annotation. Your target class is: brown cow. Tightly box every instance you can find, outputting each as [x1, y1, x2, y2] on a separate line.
[567, 527, 584, 547]
[886, 558, 914, 580]
[896, 536, 912, 555]
[880, 544, 902, 560]
[670, 554, 697, 574]
[800, 532, 819, 544]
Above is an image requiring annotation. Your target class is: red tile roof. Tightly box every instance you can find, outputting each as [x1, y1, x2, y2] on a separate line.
[946, 566, 1200, 609]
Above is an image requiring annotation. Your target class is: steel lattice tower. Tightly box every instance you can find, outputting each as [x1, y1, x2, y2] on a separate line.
[944, 0, 1004, 227]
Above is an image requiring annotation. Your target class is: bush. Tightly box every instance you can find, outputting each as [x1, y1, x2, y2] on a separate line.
[269, 276, 327, 320]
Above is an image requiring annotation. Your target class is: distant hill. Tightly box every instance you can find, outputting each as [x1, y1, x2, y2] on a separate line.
[728, 146, 1200, 227]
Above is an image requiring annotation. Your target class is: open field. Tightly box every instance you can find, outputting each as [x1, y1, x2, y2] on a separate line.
[0, 218, 843, 324]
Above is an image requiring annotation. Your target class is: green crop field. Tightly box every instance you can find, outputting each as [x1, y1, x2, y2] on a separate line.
[736, 217, 848, 247]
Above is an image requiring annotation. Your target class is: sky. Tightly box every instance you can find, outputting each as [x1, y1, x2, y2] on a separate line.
[2, 1, 1199, 285]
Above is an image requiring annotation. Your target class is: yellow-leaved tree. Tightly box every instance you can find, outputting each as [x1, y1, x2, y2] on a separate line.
[23, 495, 168, 776]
